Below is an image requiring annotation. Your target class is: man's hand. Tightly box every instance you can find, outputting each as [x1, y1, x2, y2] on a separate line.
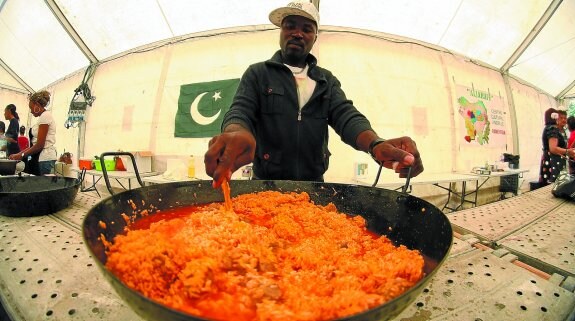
[204, 124, 256, 188]
[371, 136, 423, 178]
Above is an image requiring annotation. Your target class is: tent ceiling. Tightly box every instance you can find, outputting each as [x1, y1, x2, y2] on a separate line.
[0, 0, 574, 99]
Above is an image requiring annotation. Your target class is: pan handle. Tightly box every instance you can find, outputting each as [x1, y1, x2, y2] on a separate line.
[99, 152, 144, 195]
[372, 163, 412, 194]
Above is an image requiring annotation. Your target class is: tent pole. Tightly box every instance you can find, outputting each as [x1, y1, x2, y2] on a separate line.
[502, 73, 519, 156]
[501, 0, 562, 72]
[77, 122, 86, 163]
[0, 58, 33, 93]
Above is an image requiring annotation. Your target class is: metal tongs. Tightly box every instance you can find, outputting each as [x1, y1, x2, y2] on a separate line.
[372, 162, 412, 194]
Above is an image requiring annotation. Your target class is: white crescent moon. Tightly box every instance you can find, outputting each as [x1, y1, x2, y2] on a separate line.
[190, 92, 221, 125]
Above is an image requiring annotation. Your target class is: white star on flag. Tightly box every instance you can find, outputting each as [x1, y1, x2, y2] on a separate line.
[213, 91, 222, 101]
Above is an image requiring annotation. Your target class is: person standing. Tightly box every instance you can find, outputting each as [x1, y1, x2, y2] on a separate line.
[4, 104, 20, 156]
[205, 1, 423, 186]
[18, 125, 29, 152]
[9, 91, 57, 175]
[567, 115, 575, 174]
[539, 108, 574, 185]
[556, 110, 569, 170]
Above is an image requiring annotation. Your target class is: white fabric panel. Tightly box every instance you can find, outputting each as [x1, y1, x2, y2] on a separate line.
[157, 0, 286, 36]
[509, 0, 575, 97]
[0, 0, 88, 90]
[437, 0, 549, 68]
[321, 0, 462, 43]
[54, 0, 286, 60]
[54, 0, 173, 59]
[321, 0, 548, 68]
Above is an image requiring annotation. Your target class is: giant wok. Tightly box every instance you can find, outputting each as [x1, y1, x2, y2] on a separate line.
[83, 180, 452, 321]
[0, 176, 80, 217]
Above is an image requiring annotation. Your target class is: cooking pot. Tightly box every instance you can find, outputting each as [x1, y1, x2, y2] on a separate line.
[0, 176, 81, 217]
[83, 180, 452, 321]
[0, 159, 19, 175]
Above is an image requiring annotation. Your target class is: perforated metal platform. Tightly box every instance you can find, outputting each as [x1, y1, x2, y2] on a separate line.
[0, 193, 143, 321]
[497, 202, 575, 277]
[395, 248, 575, 320]
[1, 187, 574, 321]
[446, 185, 565, 243]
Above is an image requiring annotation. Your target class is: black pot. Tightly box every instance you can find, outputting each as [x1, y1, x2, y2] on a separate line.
[83, 180, 453, 321]
[0, 159, 18, 175]
[0, 176, 81, 217]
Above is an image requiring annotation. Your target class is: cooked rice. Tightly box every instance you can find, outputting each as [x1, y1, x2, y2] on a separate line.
[105, 191, 424, 321]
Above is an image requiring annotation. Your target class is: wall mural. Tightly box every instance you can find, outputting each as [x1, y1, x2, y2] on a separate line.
[456, 84, 507, 147]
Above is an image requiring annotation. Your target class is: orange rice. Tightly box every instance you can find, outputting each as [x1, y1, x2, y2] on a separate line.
[104, 191, 424, 321]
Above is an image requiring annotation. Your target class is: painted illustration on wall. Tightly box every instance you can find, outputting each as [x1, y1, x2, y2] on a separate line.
[456, 84, 507, 147]
[175, 79, 240, 138]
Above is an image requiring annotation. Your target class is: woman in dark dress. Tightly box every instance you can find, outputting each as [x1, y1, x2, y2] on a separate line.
[539, 108, 575, 185]
[3, 104, 20, 156]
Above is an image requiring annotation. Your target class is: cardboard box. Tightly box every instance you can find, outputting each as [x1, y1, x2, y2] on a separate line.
[121, 151, 153, 173]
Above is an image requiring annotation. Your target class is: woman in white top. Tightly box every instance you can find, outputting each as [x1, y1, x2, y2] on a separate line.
[9, 90, 57, 175]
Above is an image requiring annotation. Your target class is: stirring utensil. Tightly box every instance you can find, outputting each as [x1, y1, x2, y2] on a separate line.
[221, 179, 233, 211]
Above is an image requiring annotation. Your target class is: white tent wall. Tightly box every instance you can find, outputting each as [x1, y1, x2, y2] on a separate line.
[44, 72, 84, 159]
[318, 30, 521, 205]
[82, 48, 165, 155]
[318, 32, 453, 176]
[0, 87, 30, 138]
[0, 27, 562, 206]
[0, 62, 29, 129]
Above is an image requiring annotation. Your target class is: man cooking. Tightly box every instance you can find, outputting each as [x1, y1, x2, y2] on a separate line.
[204, 1, 423, 187]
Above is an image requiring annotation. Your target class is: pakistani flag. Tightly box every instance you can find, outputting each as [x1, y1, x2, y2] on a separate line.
[175, 79, 240, 138]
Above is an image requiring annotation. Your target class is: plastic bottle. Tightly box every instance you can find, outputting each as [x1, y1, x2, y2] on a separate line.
[188, 156, 195, 178]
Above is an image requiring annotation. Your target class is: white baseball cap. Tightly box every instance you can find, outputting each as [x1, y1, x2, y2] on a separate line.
[269, 1, 320, 28]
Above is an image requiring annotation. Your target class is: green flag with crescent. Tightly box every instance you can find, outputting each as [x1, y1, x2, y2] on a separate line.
[175, 79, 240, 138]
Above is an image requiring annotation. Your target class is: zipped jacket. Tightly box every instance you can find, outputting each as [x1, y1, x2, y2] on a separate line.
[222, 50, 374, 180]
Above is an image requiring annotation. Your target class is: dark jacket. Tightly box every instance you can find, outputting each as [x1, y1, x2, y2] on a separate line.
[222, 50, 374, 180]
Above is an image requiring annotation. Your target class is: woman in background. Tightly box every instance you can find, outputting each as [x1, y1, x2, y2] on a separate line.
[18, 125, 29, 151]
[567, 116, 575, 174]
[539, 108, 574, 185]
[4, 104, 20, 156]
[9, 91, 57, 175]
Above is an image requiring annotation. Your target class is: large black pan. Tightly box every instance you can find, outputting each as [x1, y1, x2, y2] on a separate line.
[83, 180, 452, 321]
[0, 176, 81, 217]
[0, 159, 19, 175]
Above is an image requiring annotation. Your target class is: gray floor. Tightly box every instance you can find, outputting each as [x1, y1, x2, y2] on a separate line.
[395, 185, 575, 320]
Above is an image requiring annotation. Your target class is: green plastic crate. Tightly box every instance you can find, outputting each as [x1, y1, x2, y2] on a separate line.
[93, 159, 115, 171]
